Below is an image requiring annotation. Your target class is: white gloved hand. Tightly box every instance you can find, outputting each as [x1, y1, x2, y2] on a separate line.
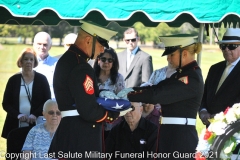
[117, 88, 134, 100]
[119, 107, 133, 116]
[99, 91, 119, 99]
[140, 82, 153, 87]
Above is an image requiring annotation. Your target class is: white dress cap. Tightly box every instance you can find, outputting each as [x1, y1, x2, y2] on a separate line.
[80, 20, 117, 43]
[159, 34, 198, 56]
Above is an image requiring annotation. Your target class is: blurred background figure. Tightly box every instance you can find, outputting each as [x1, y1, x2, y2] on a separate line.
[63, 33, 77, 51]
[142, 103, 160, 127]
[117, 27, 153, 88]
[33, 32, 58, 100]
[21, 100, 61, 160]
[93, 47, 125, 139]
[2, 47, 51, 156]
[105, 102, 158, 159]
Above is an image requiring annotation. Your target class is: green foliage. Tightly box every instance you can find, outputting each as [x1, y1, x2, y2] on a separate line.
[207, 132, 216, 144]
[222, 136, 237, 158]
[133, 22, 199, 44]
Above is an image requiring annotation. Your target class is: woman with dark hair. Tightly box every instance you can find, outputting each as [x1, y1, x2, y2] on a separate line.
[94, 47, 125, 94]
[93, 47, 125, 138]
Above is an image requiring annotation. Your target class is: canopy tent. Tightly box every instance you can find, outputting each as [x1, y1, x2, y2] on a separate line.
[1, 0, 240, 65]
[1, 0, 240, 27]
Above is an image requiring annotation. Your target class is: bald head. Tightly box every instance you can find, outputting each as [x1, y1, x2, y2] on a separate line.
[75, 29, 104, 59]
[33, 32, 52, 60]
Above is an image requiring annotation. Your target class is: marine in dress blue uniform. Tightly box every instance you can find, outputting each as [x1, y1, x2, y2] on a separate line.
[127, 35, 204, 160]
[48, 21, 120, 159]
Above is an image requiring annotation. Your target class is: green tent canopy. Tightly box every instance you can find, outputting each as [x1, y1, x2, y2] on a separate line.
[1, 0, 240, 27]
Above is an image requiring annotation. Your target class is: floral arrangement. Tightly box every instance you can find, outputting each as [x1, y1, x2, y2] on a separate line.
[196, 103, 240, 160]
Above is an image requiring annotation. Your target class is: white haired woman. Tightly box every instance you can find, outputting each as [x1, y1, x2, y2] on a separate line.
[21, 100, 61, 160]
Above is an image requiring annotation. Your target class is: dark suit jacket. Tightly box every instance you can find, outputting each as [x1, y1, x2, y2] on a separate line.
[117, 47, 153, 88]
[1, 71, 51, 138]
[200, 60, 240, 114]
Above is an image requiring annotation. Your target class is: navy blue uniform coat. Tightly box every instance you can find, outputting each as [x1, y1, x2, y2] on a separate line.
[49, 45, 119, 159]
[128, 61, 204, 159]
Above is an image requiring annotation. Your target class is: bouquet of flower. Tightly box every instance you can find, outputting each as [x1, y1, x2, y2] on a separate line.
[196, 103, 240, 160]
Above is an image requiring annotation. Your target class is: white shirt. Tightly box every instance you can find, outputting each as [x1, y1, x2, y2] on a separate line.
[126, 46, 139, 70]
[34, 55, 58, 100]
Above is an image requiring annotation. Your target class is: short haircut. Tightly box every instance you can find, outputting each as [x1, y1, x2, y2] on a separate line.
[16, 47, 38, 68]
[43, 99, 58, 112]
[33, 31, 52, 46]
[124, 28, 139, 38]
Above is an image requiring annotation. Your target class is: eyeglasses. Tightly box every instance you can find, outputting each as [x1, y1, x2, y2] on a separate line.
[131, 106, 135, 111]
[125, 38, 137, 44]
[100, 57, 114, 63]
[48, 110, 61, 116]
[219, 44, 240, 50]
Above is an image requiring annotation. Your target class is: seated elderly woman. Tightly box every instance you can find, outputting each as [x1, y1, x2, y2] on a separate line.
[21, 100, 61, 160]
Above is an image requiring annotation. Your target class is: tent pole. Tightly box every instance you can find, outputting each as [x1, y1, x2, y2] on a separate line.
[197, 23, 205, 67]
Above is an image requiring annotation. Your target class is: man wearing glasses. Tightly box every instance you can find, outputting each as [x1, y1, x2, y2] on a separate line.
[199, 28, 240, 127]
[105, 102, 158, 159]
[117, 28, 153, 88]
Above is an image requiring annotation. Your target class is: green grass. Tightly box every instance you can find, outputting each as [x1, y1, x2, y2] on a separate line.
[0, 43, 224, 156]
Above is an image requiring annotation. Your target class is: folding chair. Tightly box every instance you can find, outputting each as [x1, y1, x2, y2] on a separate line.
[6, 126, 33, 160]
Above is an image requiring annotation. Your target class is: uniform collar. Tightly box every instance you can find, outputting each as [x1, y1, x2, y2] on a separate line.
[176, 60, 199, 74]
[70, 44, 90, 61]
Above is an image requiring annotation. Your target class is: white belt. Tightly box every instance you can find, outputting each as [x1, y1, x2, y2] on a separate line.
[161, 117, 196, 126]
[61, 109, 79, 118]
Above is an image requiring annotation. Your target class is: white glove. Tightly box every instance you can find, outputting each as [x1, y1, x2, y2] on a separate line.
[99, 91, 119, 99]
[140, 82, 153, 87]
[119, 108, 133, 116]
[117, 88, 134, 100]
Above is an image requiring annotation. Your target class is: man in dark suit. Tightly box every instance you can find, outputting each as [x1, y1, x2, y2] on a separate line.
[117, 28, 153, 88]
[200, 28, 240, 126]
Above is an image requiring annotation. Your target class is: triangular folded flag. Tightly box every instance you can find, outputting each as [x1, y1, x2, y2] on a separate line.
[96, 97, 131, 112]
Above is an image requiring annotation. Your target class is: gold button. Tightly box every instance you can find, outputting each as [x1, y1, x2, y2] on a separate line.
[107, 117, 110, 119]
[93, 125, 95, 128]
[110, 118, 113, 121]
